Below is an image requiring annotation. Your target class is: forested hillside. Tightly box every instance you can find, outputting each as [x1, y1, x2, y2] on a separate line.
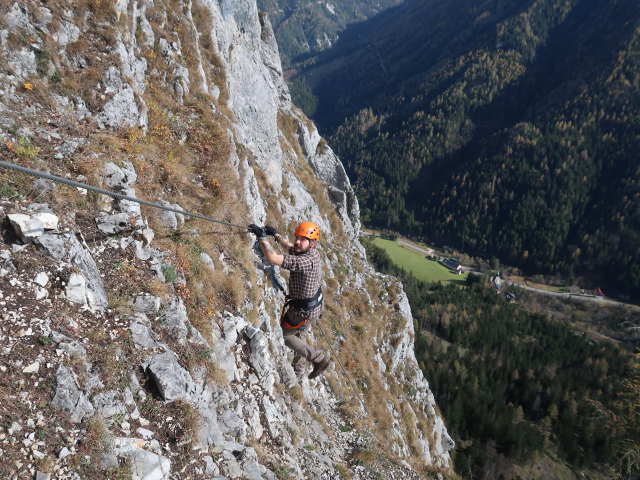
[364, 238, 640, 479]
[298, 0, 640, 300]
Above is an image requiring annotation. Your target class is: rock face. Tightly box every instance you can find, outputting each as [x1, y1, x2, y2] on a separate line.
[0, 1, 453, 479]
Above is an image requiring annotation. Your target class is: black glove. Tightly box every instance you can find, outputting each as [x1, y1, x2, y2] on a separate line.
[264, 225, 279, 236]
[248, 224, 266, 238]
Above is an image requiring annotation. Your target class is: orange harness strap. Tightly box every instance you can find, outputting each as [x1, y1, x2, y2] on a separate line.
[280, 301, 309, 329]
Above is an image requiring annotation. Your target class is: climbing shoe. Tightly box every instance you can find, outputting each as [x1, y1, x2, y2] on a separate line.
[308, 356, 331, 379]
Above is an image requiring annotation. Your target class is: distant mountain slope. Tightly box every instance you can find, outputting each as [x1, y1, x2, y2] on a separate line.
[257, 0, 401, 68]
[299, 0, 640, 299]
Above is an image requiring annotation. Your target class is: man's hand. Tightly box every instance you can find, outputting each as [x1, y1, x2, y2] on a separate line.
[248, 224, 266, 238]
[250, 224, 285, 266]
[264, 225, 279, 236]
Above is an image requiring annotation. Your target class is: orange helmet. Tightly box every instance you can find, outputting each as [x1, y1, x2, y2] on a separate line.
[294, 221, 320, 240]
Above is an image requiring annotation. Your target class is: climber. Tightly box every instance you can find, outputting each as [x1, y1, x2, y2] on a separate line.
[248, 221, 331, 380]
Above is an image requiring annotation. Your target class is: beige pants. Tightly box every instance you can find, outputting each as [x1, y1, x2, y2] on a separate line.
[281, 323, 325, 376]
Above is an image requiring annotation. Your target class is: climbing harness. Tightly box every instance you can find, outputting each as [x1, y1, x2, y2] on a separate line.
[280, 308, 309, 329]
[289, 286, 323, 311]
[0, 161, 249, 230]
[279, 287, 323, 329]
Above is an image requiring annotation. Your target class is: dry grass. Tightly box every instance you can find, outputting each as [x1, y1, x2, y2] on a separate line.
[75, 0, 118, 23]
[334, 463, 353, 479]
[143, 278, 173, 298]
[173, 399, 201, 443]
[73, 416, 131, 479]
[288, 384, 304, 402]
[277, 110, 305, 162]
[88, 338, 137, 390]
[314, 278, 434, 453]
[84, 416, 113, 453]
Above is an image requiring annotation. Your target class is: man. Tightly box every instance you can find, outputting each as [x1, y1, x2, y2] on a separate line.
[248, 221, 331, 380]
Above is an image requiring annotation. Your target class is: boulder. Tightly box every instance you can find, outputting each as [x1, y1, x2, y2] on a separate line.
[8, 213, 44, 242]
[142, 352, 196, 402]
[114, 438, 171, 480]
[51, 365, 94, 422]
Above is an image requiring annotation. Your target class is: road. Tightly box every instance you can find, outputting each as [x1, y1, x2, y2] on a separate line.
[504, 280, 640, 311]
[397, 239, 433, 255]
[379, 235, 640, 312]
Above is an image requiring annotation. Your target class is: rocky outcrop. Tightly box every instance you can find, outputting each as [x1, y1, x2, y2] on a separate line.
[0, 1, 453, 479]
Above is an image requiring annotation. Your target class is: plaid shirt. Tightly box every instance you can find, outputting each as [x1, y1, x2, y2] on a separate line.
[281, 247, 323, 322]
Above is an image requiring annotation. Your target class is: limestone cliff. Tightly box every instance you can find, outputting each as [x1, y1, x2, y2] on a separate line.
[0, 1, 453, 479]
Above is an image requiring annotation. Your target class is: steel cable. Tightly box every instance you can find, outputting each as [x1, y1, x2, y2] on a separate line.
[0, 160, 249, 230]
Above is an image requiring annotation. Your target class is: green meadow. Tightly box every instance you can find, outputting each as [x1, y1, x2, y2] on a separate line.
[371, 237, 468, 285]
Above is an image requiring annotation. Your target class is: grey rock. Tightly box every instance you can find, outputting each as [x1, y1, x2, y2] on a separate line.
[26, 203, 54, 214]
[195, 407, 224, 448]
[118, 187, 143, 217]
[95, 212, 135, 234]
[37, 233, 108, 311]
[97, 68, 142, 129]
[103, 161, 137, 190]
[157, 201, 185, 229]
[54, 138, 85, 157]
[36, 233, 67, 259]
[52, 331, 87, 359]
[93, 391, 126, 419]
[5, 2, 30, 31]
[52, 365, 94, 422]
[63, 272, 89, 306]
[134, 227, 155, 246]
[32, 212, 59, 230]
[136, 9, 155, 47]
[130, 316, 162, 349]
[143, 352, 196, 402]
[116, 40, 148, 94]
[7, 213, 44, 242]
[159, 296, 189, 342]
[121, 447, 171, 480]
[8, 48, 37, 80]
[211, 326, 236, 383]
[261, 395, 282, 439]
[54, 20, 80, 47]
[136, 427, 154, 439]
[100, 453, 119, 470]
[241, 458, 269, 480]
[200, 252, 215, 271]
[132, 294, 161, 315]
[34, 177, 56, 194]
[248, 328, 275, 394]
[203, 456, 219, 475]
[219, 408, 246, 440]
[34, 6, 52, 32]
